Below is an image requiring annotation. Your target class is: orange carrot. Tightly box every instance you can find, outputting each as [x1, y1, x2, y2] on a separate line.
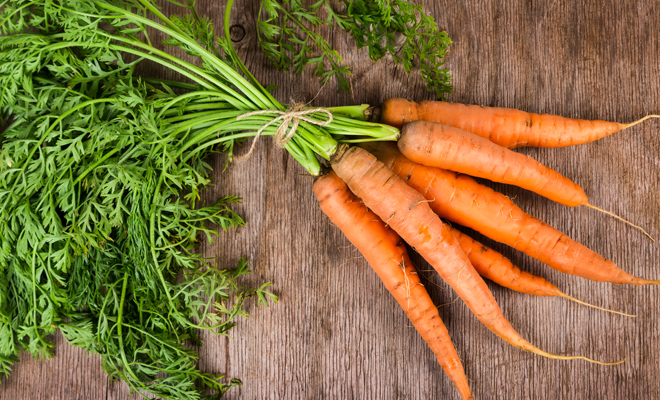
[449, 227, 635, 317]
[399, 119, 651, 237]
[360, 142, 658, 285]
[448, 226, 565, 296]
[331, 144, 621, 365]
[313, 171, 473, 400]
[379, 98, 658, 149]
[398, 120, 588, 207]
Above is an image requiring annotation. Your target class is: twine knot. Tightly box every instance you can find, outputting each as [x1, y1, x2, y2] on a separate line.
[233, 103, 333, 162]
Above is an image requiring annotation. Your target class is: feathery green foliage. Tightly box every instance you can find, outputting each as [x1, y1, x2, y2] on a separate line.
[257, 0, 453, 99]
[0, 0, 400, 397]
[0, 1, 279, 398]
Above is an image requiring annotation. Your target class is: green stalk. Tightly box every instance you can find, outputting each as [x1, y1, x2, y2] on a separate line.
[181, 130, 272, 163]
[169, 111, 243, 135]
[56, 0, 399, 176]
[283, 140, 320, 174]
[116, 272, 141, 383]
[319, 104, 370, 120]
[155, 91, 239, 120]
[73, 147, 121, 185]
[163, 107, 233, 122]
[104, 34, 254, 109]
[149, 175, 176, 309]
[108, 44, 252, 110]
[222, 0, 280, 109]
[30, 246, 40, 343]
[165, 109, 231, 124]
[129, 0, 274, 109]
[141, 78, 201, 91]
[176, 119, 246, 158]
[78, 0, 267, 109]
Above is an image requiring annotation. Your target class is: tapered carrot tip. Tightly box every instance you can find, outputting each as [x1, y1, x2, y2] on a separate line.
[517, 342, 625, 365]
[585, 203, 655, 242]
[623, 114, 660, 129]
[554, 355, 625, 366]
[526, 346, 624, 365]
[631, 278, 660, 285]
[557, 293, 636, 317]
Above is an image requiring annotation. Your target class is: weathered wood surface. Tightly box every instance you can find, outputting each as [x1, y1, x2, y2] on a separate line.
[2, 0, 660, 399]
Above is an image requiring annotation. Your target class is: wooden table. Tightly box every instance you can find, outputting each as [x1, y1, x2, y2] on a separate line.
[2, 1, 659, 399]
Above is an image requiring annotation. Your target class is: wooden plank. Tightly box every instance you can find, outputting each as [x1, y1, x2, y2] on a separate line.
[2, 0, 659, 399]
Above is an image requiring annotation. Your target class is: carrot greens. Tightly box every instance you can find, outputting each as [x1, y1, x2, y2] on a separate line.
[0, 0, 399, 398]
[257, 0, 453, 98]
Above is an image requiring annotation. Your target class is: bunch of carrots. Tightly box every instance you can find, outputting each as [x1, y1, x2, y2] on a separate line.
[314, 98, 658, 399]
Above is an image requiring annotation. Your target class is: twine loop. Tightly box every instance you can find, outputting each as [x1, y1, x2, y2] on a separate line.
[233, 103, 333, 162]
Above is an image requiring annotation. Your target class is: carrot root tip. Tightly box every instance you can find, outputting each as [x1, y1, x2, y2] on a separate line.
[529, 348, 625, 365]
[558, 292, 636, 317]
[574, 356, 625, 366]
[639, 279, 660, 285]
[624, 114, 660, 129]
[585, 203, 655, 242]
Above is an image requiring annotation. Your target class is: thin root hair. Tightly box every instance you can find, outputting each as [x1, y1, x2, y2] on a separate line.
[585, 203, 654, 242]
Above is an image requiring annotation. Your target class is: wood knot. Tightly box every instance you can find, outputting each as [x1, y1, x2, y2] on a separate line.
[229, 24, 246, 42]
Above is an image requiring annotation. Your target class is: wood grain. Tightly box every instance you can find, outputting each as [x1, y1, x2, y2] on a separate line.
[2, 0, 660, 399]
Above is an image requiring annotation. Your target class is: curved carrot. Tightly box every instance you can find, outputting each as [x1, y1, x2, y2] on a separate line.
[380, 98, 658, 149]
[398, 120, 588, 207]
[331, 145, 622, 365]
[360, 142, 658, 285]
[449, 226, 563, 297]
[313, 171, 473, 400]
[449, 227, 635, 317]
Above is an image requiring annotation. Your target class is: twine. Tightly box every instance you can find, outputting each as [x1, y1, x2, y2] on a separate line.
[233, 103, 333, 162]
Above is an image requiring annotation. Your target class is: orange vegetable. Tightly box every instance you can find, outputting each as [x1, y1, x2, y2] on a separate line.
[331, 145, 621, 365]
[313, 170, 473, 400]
[398, 120, 588, 207]
[361, 142, 657, 285]
[380, 98, 658, 149]
[450, 227, 634, 317]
